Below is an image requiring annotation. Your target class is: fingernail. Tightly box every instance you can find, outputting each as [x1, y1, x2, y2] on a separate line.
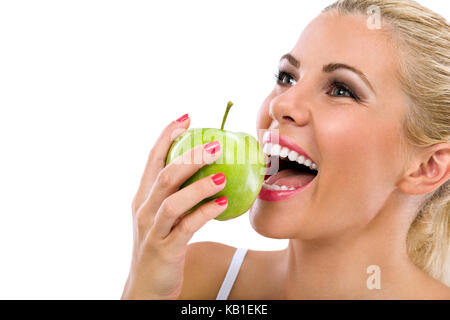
[204, 141, 220, 154]
[176, 113, 189, 123]
[215, 196, 228, 206]
[211, 173, 226, 185]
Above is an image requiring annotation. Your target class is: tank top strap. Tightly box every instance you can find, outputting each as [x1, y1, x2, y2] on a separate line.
[216, 247, 248, 300]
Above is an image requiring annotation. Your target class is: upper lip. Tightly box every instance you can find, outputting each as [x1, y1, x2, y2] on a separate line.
[262, 131, 316, 164]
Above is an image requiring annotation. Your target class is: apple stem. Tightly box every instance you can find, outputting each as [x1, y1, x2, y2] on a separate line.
[220, 101, 233, 131]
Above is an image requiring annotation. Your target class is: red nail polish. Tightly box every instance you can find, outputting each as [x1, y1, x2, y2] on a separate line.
[176, 113, 189, 123]
[204, 141, 220, 154]
[215, 196, 228, 206]
[211, 173, 226, 185]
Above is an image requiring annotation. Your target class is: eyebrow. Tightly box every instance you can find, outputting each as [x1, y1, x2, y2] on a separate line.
[323, 63, 375, 93]
[279, 53, 375, 94]
[279, 53, 300, 68]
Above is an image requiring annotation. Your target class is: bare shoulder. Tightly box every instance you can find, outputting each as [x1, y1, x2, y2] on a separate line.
[178, 242, 287, 300]
[178, 241, 237, 300]
[229, 248, 287, 299]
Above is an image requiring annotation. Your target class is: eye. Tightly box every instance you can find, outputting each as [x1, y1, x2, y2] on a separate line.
[328, 81, 360, 101]
[274, 70, 297, 86]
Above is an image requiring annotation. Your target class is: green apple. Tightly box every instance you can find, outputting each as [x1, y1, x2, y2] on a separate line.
[165, 102, 266, 221]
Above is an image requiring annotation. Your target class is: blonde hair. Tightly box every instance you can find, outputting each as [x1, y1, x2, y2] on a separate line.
[323, 0, 450, 286]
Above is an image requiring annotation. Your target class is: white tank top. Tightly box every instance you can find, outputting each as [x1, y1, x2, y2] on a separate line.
[216, 247, 248, 300]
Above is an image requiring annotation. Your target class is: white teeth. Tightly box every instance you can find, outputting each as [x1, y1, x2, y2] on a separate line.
[263, 143, 271, 155]
[263, 143, 318, 171]
[263, 131, 271, 143]
[279, 147, 290, 158]
[288, 150, 299, 162]
[263, 183, 296, 191]
[271, 144, 281, 156]
[263, 183, 279, 190]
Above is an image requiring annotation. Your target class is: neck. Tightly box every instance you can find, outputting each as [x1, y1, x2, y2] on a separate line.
[280, 191, 422, 299]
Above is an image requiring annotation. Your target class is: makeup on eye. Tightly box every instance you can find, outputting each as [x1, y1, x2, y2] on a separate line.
[273, 68, 362, 102]
[274, 70, 297, 86]
[325, 79, 361, 102]
[278, 53, 375, 97]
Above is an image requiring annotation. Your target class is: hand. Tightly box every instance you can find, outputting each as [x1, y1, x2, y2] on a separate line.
[121, 115, 228, 299]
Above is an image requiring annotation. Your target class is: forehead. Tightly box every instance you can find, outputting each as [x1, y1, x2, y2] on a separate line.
[290, 12, 400, 89]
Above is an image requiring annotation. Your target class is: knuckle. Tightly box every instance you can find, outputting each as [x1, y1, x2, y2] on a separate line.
[193, 177, 217, 199]
[148, 147, 158, 161]
[156, 170, 172, 188]
[144, 225, 157, 241]
[178, 220, 195, 236]
[135, 211, 148, 230]
[148, 148, 164, 167]
[196, 204, 209, 218]
[134, 199, 154, 229]
[161, 199, 179, 219]
[143, 235, 161, 254]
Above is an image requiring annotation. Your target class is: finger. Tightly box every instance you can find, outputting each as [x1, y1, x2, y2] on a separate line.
[166, 197, 228, 252]
[133, 114, 190, 212]
[151, 172, 226, 238]
[140, 140, 222, 219]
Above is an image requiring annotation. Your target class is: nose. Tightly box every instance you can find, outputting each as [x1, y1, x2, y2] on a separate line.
[269, 86, 311, 127]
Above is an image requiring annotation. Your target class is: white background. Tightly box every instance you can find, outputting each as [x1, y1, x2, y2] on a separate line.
[0, 0, 448, 299]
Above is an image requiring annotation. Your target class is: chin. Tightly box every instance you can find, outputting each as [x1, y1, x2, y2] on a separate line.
[249, 199, 349, 241]
[249, 200, 314, 239]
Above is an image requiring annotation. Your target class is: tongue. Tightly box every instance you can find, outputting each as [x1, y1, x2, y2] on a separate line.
[265, 169, 316, 188]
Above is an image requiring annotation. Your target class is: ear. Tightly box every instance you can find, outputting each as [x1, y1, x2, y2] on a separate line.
[398, 143, 450, 195]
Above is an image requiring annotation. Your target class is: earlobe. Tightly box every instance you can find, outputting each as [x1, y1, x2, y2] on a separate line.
[398, 143, 450, 195]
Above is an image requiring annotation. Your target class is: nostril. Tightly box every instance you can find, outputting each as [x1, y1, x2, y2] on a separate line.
[282, 115, 295, 122]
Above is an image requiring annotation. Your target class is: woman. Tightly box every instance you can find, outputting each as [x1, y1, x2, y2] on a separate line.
[122, 0, 450, 299]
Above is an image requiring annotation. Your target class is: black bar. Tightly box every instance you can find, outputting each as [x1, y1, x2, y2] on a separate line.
[0, 300, 448, 318]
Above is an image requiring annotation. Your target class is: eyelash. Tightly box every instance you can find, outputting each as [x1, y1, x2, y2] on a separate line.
[273, 70, 361, 102]
[274, 71, 296, 87]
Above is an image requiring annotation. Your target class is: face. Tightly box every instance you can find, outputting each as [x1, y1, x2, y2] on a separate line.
[250, 12, 411, 240]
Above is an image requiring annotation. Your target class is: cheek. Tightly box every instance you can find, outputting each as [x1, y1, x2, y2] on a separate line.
[320, 110, 401, 182]
[315, 110, 403, 217]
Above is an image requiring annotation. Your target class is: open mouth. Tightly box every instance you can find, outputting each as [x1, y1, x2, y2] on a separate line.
[262, 142, 318, 191]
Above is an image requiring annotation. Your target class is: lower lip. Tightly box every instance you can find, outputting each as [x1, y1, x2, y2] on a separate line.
[257, 179, 314, 202]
